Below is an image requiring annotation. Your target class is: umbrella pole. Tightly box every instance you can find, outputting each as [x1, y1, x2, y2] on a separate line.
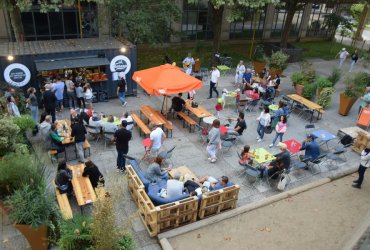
[161, 95, 165, 115]
[165, 96, 168, 118]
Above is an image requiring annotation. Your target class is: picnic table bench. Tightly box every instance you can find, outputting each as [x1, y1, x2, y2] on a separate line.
[177, 111, 196, 132]
[287, 94, 324, 123]
[70, 164, 97, 207]
[131, 113, 151, 137]
[185, 100, 212, 124]
[140, 105, 164, 127]
[154, 111, 173, 137]
[53, 182, 73, 220]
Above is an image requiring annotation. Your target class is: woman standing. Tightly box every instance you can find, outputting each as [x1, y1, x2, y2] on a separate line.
[270, 115, 287, 148]
[27, 87, 39, 123]
[207, 119, 221, 163]
[7, 96, 20, 117]
[235, 60, 245, 86]
[117, 76, 127, 107]
[75, 82, 85, 111]
[352, 147, 370, 189]
[256, 107, 271, 142]
[83, 83, 93, 110]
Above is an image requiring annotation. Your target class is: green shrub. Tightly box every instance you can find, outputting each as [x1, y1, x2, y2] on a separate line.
[12, 115, 35, 134]
[302, 82, 317, 100]
[269, 50, 289, 70]
[314, 76, 333, 89]
[0, 152, 47, 198]
[301, 62, 316, 83]
[344, 72, 370, 98]
[58, 215, 94, 250]
[5, 184, 59, 228]
[252, 45, 268, 63]
[291, 72, 306, 86]
[318, 87, 335, 109]
[116, 234, 135, 250]
[0, 118, 20, 156]
[327, 68, 341, 86]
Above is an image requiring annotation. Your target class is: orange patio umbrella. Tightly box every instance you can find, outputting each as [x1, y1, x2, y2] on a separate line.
[132, 64, 202, 95]
[132, 64, 202, 114]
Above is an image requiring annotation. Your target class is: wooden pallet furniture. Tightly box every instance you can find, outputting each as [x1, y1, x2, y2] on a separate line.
[198, 185, 240, 219]
[137, 189, 198, 237]
[177, 111, 197, 132]
[53, 182, 73, 220]
[126, 165, 145, 205]
[352, 131, 370, 154]
[155, 111, 173, 138]
[131, 113, 151, 137]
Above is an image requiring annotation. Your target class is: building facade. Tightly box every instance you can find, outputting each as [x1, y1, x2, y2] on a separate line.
[0, 1, 346, 43]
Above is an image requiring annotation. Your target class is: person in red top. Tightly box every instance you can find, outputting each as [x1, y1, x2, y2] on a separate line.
[235, 88, 241, 112]
[239, 145, 254, 166]
[251, 88, 260, 101]
[215, 98, 223, 118]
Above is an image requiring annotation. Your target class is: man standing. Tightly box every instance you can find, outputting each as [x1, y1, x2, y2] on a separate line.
[337, 48, 349, 68]
[113, 120, 132, 173]
[71, 117, 86, 163]
[43, 84, 57, 123]
[54, 76, 65, 112]
[182, 53, 195, 75]
[65, 76, 77, 109]
[208, 65, 220, 99]
[349, 49, 359, 72]
[149, 122, 166, 157]
[117, 73, 127, 107]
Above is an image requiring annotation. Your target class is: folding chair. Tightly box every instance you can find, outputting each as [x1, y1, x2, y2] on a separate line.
[159, 146, 176, 167]
[291, 157, 312, 179]
[332, 135, 353, 161]
[323, 152, 341, 170]
[246, 167, 261, 186]
[195, 124, 208, 145]
[308, 154, 327, 174]
[220, 137, 236, 157]
[357, 107, 370, 130]
[245, 99, 260, 112]
[85, 125, 101, 143]
[264, 168, 285, 189]
[305, 124, 315, 136]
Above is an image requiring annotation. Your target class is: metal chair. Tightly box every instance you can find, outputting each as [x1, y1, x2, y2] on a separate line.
[85, 125, 101, 143]
[291, 157, 312, 179]
[245, 99, 260, 112]
[220, 137, 236, 157]
[195, 124, 208, 145]
[308, 154, 327, 174]
[333, 135, 354, 161]
[103, 131, 115, 149]
[305, 124, 315, 136]
[159, 146, 176, 167]
[246, 167, 261, 186]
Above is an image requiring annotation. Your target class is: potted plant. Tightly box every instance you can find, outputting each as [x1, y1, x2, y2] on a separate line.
[339, 72, 370, 116]
[327, 68, 341, 86]
[291, 72, 306, 96]
[5, 185, 60, 250]
[318, 87, 335, 109]
[252, 45, 268, 74]
[302, 82, 317, 100]
[314, 77, 333, 98]
[268, 50, 289, 77]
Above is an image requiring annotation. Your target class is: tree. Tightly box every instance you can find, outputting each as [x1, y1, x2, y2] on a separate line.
[0, 0, 106, 42]
[350, 3, 370, 24]
[110, 0, 181, 44]
[351, 1, 370, 43]
[188, 0, 278, 52]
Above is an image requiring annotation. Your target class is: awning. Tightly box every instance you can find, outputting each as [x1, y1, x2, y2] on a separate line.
[35, 57, 110, 71]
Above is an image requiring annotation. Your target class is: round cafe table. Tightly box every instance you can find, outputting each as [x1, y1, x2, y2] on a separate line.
[269, 104, 279, 112]
[203, 116, 217, 125]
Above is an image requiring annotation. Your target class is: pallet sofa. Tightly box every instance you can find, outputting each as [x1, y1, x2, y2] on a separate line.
[126, 160, 240, 236]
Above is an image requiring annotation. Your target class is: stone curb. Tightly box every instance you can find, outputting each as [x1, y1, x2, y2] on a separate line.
[158, 166, 359, 249]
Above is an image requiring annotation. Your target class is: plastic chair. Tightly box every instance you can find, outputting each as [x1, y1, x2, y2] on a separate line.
[85, 125, 101, 143]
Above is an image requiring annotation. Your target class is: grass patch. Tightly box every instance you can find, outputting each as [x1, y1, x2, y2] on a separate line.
[293, 40, 370, 60]
[137, 41, 254, 70]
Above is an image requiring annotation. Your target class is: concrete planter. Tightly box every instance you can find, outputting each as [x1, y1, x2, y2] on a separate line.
[295, 84, 304, 96]
[339, 93, 358, 116]
[15, 224, 48, 250]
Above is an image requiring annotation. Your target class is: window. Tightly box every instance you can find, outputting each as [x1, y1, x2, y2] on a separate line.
[271, 5, 303, 37]
[20, 2, 98, 41]
[182, 0, 213, 40]
[230, 7, 266, 39]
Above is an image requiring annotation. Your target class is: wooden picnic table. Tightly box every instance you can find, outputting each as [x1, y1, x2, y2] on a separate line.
[287, 94, 324, 123]
[70, 163, 97, 206]
[185, 100, 212, 124]
[140, 105, 165, 126]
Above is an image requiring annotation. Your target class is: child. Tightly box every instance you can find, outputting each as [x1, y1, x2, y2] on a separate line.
[215, 98, 223, 118]
[221, 89, 228, 108]
[239, 145, 254, 166]
[235, 88, 241, 113]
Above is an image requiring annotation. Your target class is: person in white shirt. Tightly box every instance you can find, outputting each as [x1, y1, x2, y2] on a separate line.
[89, 112, 104, 128]
[208, 65, 220, 99]
[182, 53, 195, 75]
[235, 60, 245, 85]
[149, 122, 166, 157]
[337, 48, 349, 68]
[83, 83, 93, 110]
[102, 115, 118, 133]
[256, 107, 271, 142]
[120, 112, 134, 131]
[65, 76, 77, 109]
[166, 172, 184, 199]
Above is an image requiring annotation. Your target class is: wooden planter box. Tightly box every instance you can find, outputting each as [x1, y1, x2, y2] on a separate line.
[352, 131, 370, 154]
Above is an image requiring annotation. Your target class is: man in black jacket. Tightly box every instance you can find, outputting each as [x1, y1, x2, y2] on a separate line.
[71, 117, 87, 163]
[112, 120, 132, 173]
[43, 84, 57, 122]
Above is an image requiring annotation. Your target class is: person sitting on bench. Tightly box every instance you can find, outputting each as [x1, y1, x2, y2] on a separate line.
[171, 93, 186, 113]
[55, 160, 73, 195]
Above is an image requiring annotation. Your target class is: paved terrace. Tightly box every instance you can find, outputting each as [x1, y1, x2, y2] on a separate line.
[1, 58, 369, 250]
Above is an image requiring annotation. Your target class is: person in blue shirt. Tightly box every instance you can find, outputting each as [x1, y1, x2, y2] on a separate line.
[300, 134, 320, 161]
[54, 76, 65, 112]
[242, 68, 253, 92]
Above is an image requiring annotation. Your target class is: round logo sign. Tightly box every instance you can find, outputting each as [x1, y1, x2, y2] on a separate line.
[4, 63, 31, 87]
[110, 55, 131, 75]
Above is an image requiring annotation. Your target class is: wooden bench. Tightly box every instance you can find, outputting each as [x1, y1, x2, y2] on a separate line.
[155, 111, 173, 138]
[131, 113, 151, 137]
[83, 140, 91, 157]
[53, 182, 73, 220]
[177, 111, 197, 132]
[48, 150, 58, 163]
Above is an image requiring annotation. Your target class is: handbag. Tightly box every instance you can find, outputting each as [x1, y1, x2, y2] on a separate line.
[277, 174, 287, 191]
[264, 125, 273, 134]
[191, 102, 199, 108]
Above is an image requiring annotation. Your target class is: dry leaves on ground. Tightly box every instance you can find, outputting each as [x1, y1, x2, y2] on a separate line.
[259, 226, 272, 232]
